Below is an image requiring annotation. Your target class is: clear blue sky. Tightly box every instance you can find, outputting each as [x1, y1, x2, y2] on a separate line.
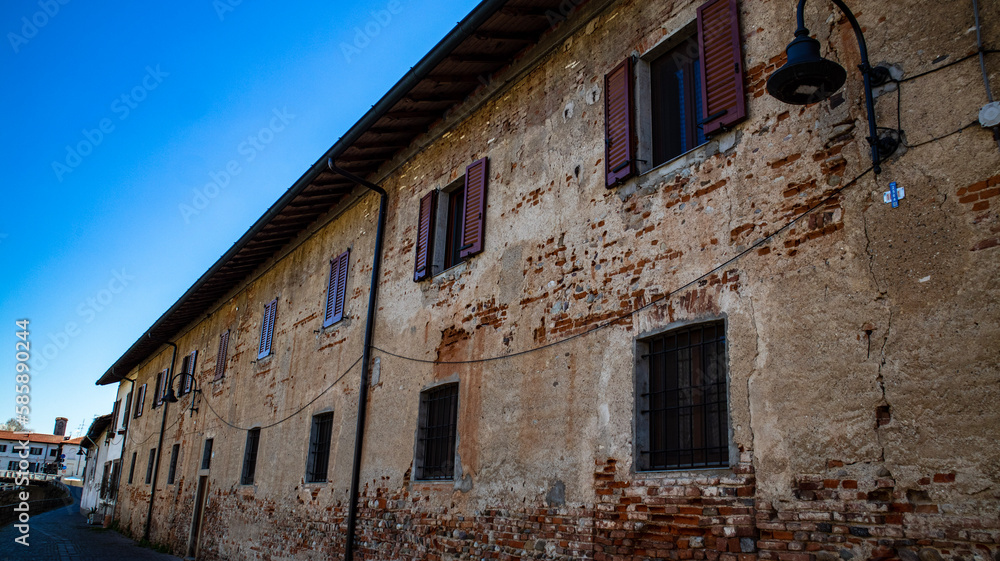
[0, 0, 480, 437]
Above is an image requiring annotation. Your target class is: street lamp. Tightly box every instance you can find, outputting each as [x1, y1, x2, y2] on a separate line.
[766, 0, 898, 174]
[161, 371, 201, 417]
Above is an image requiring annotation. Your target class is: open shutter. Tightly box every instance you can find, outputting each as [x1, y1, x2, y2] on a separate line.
[266, 299, 277, 355]
[605, 58, 635, 187]
[183, 350, 197, 393]
[258, 301, 274, 359]
[460, 157, 488, 258]
[214, 330, 229, 381]
[324, 250, 350, 326]
[121, 392, 132, 430]
[697, 0, 746, 135]
[413, 191, 437, 281]
[135, 384, 146, 417]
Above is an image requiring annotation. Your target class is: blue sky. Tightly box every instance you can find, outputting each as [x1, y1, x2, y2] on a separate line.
[0, 0, 480, 437]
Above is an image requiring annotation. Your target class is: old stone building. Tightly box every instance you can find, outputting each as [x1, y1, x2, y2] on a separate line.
[96, 0, 999, 559]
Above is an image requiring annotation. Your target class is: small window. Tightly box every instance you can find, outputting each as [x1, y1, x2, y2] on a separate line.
[134, 384, 146, 418]
[145, 448, 156, 484]
[0, 445, 6, 453]
[128, 452, 137, 484]
[414, 158, 489, 281]
[258, 300, 277, 359]
[648, 35, 706, 166]
[241, 428, 260, 485]
[167, 443, 180, 485]
[121, 391, 132, 432]
[305, 413, 334, 483]
[49, 449, 57, 457]
[153, 371, 165, 408]
[201, 439, 213, 470]
[179, 351, 197, 396]
[100, 462, 111, 498]
[414, 383, 459, 481]
[636, 321, 729, 471]
[108, 460, 120, 499]
[110, 399, 121, 433]
[213, 330, 230, 381]
[30, 447, 42, 455]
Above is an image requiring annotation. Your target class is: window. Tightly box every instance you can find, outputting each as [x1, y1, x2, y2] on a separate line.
[201, 439, 213, 470]
[305, 412, 333, 483]
[110, 399, 121, 433]
[323, 251, 350, 327]
[414, 383, 459, 481]
[0, 445, 6, 452]
[128, 452, 137, 484]
[604, 0, 746, 186]
[167, 443, 180, 485]
[153, 371, 165, 408]
[258, 299, 277, 359]
[414, 158, 489, 281]
[29, 447, 42, 456]
[134, 384, 146, 418]
[100, 462, 111, 498]
[179, 350, 197, 396]
[108, 460, 120, 499]
[49, 449, 57, 457]
[213, 330, 230, 381]
[636, 321, 729, 471]
[7, 461, 16, 470]
[240, 428, 260, 485]
[145, 448, 156, 484]
[121, 391, 132, 432]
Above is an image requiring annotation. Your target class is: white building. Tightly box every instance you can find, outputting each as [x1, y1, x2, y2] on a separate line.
[0, 430, 85, 479]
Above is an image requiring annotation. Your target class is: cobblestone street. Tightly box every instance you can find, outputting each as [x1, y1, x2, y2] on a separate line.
[0, 487, 182, 561]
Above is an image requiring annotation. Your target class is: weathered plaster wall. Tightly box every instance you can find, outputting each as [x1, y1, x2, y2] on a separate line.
[112, 0, 999, 559]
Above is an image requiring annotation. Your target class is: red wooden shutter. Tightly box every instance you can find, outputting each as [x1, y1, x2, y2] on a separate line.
[214, 330, 229, 381]
[413, 191, 436, 281]
[460, 157, 488, 258]
[605, 58, 635, 187]
[697, 0, 746, 135]
[183, 350, 197, 393]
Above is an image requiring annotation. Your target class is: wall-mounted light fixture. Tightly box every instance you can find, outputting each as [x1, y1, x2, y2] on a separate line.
[767, 0, 898, 174]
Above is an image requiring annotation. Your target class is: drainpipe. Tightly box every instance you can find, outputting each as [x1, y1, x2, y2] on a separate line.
[327, 160, 387, 561]
[144, 340, 178, 543]
[111, 376, 135, 525]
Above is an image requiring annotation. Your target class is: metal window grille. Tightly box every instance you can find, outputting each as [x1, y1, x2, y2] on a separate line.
[241, 429, 260, 485]
[145, 448, 156, 484]
[306, 413, 333, 483]
[167, 444, 180, 485]
[639, 321, 728, 470]
[415, 383, 458, 481]
[201, 439, 213, 470]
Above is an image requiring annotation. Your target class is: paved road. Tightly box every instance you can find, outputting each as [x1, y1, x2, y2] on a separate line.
[0, 486, 183, 561]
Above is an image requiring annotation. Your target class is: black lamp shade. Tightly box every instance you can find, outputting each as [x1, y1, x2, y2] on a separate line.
[163, 386, 179, 403]
[767, 33, 847, 105]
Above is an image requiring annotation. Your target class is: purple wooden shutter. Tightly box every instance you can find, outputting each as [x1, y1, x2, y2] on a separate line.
[155, 371, 164, 407]
[460, 157, 488, 258]
[258, 298, 277, 358]
[697, 0, 746, 135]
[122, 392, 132, 429]
[605, 58, 635, 187]
[183, 350, 197, 393]
[324, 250, 350, 326]
[413, 191, 436, 281]
[214, 330, 229, 381]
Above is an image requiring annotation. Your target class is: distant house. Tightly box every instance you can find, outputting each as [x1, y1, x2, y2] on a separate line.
[0, 425, 84, 479]
[79, 414, 118, 519]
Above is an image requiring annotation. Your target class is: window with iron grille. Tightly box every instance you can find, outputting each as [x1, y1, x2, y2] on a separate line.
[241, 428, 260, 485]
[167, 443, 180, 485]
[201, 438, 213, 470]
[414, 383, 459, 481]
[305, 413, 333, 483]
[145, 448, 156, 484]
[636, 321, 729, 471]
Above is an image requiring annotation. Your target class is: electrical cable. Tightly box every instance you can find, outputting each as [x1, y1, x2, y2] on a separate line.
[374, 165, 874, 365]
[200, 355, 363, 432]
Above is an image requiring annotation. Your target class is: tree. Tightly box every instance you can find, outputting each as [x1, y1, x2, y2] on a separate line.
[0, 418, 27, 432]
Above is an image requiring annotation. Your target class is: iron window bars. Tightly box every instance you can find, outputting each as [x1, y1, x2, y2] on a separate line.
[414, 383, 459, 481]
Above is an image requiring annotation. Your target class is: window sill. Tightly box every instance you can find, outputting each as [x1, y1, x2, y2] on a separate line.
[430, 259, 470, 282]
[621, 129, 739, 197]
